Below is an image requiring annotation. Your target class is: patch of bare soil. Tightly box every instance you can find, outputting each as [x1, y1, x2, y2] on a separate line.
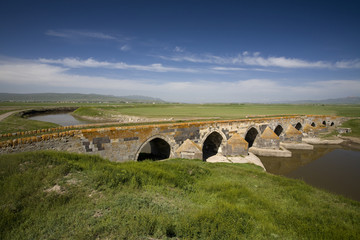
[44, 184, 65, 194]
[73, 113, 220, 126]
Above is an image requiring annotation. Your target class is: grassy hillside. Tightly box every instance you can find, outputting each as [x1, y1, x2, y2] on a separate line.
[1, 151, 359, 239]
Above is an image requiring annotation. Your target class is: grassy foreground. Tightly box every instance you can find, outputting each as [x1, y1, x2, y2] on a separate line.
[1, 152, 359, 239]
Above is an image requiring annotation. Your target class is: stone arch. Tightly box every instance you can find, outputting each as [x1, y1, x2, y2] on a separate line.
[322, 120, 326, 126]
[202, 131, 226, 161]
[274, 124, 284, 136]
[311, 122, 316, 127]
[135, 135, 172, 161]
[244, 127, 259, 148]
[295, 122, 302, 131]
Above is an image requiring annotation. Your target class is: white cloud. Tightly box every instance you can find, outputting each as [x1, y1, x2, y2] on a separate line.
[159, 51, 360, 69]
[241, 55, 330, 68]
[335, 59, 360, 69]
[212, 67, 247, 71]
[211, 66, 277, 72]
[38, 57, 198, 73]
[45, 30, 117, 40]
[1, 58, 359, 103]
[174, 46, 185, 52]
[120, 44, 131, 51]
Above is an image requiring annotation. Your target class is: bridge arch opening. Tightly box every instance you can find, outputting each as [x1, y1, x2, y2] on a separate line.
[311, 122, 316, 127]
[245, 127, 259, 148]
[295, 122, 302, 131]
[322, 121, 326, 126]
[330, 122, 334, 126]
[274, 125, 283, 136]
[202, 132, 223, 161]
[137, 137, 171, 161]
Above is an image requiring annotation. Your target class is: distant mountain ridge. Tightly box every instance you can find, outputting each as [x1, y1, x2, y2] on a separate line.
[0, 93, 165, 103]
[287, 97, 360, 104]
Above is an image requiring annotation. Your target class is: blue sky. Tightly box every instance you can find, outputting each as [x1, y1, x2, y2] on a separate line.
[0, 0, 359, 103]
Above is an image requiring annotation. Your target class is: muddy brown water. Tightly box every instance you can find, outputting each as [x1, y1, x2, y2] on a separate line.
[28, 113, 90, 126]
[260, 144, 360, 202]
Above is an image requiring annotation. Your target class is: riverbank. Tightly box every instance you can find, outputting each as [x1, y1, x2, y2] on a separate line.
[20, 107, 79, 118]
[1, 151, 359, 239]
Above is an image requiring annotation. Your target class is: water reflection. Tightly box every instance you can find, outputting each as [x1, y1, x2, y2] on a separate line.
[28, 113, 90, 126]
[260, 144, 360, 202]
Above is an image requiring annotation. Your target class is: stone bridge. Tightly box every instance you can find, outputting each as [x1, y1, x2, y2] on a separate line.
[0, 115, 342, 162]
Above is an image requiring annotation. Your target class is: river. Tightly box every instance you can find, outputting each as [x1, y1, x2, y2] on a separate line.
[28, 113, 90, 126]
[260, 144, 360, 202]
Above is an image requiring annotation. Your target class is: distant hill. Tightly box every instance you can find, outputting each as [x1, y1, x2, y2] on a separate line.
[0, 93, 165, 103]
[288, 97, 360, 104]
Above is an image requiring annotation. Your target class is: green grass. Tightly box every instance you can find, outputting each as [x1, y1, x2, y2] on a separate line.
[1, 103, 360, 135]
[1, 151, 359, 239]
[342, 119, 360, 137]
[0, 113, 59, 134]
[73, 104, 360, 119]
[0, 110, 13, 115]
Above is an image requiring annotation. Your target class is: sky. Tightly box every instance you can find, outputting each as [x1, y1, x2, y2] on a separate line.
[0, 0, 359, 103]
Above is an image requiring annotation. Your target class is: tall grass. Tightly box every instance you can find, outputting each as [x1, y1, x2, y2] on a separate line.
[1, 151, 359, 239]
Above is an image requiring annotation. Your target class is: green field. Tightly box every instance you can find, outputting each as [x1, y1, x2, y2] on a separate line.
[1, 151, 359, 239]
[73, 103, 360, 119]
[0, 113, 59, 134]
[342, 119, 360, 137]
[1, 103, 360, 135]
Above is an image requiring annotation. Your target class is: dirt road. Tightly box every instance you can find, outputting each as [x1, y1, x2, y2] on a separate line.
[0, 110, 21, 121]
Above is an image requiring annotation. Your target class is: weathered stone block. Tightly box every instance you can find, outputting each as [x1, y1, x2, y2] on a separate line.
[337, 127, 351, 134]
[253, 127, 280, 149]
[282, 124, 302, 143]
[175, 139, 202, 159]
[224, 133, 248, 156]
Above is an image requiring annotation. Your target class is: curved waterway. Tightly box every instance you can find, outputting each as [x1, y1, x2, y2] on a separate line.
[260, 144, 360, 202]
[28, 113, 90, 126]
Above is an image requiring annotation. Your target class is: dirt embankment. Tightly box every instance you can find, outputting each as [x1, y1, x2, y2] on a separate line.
[339, 136, 360, 150]
[20, 107, 79, 118]
[72, 113, 174, 124]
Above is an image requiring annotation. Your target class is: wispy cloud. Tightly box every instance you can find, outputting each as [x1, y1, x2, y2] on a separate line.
[45, 30, 117, 40]
[212, 67, 247, 71]
[38, 57, 198, 73]
[174, 46, 185, 53]
[159, 54, 227, 64]
[120, 44, 131, 51]
[211, 66, 278, 73]
[160, 51, 360, 69]
[1, 58, 359, 103]
[335, 59, 360, 69]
